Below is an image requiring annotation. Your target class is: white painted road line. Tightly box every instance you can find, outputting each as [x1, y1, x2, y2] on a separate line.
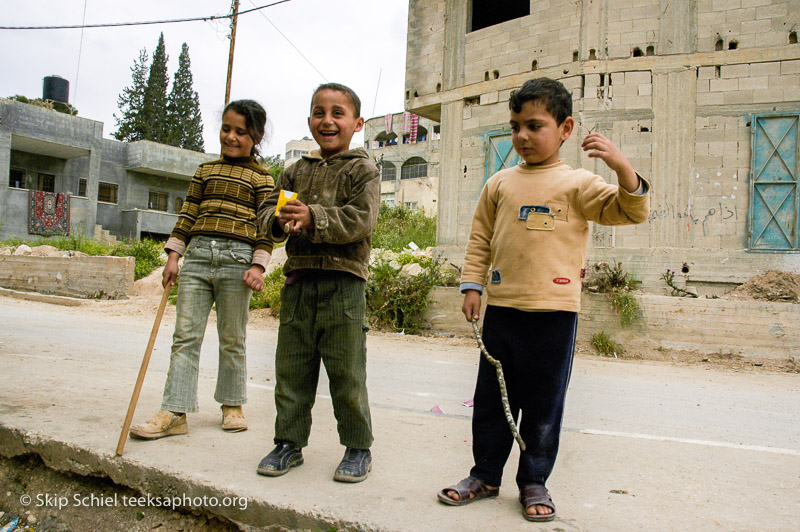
[580, 428, 800, 456]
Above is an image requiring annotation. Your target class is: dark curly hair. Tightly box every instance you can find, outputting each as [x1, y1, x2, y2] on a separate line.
[509, 78, 572, 125]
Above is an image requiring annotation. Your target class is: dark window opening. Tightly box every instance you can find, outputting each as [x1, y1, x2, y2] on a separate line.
[405, 90, 410, 99]
[715, 65, 721, 77]
[531, 59, 538, 71]
[37, 173, 55, 193]
[790, 31, 798, 44]
[728, 40, 738, 50]
[493, 70, 499, 79]
[465, 96, 480, 106]
[401, 157, 428, 180]
[633, 47, 643, 57]
[374, 131, 398, 147]
[646, 45, 655, 56]
[436, 83, 442, 92]
[381, 162, 397, 182]
[469, 0, 530, 32]
[572, 50, 579, 61]
[413, 91, 418, 97]
[98, 182, 118, 204]
[9, 168, 24, 189]
[588, 49, 596, 60]
[149, 191, 169, 212]
[715, 38, 724, 51]
[78, 178, 87, 196]
[484, 71, 490, 81]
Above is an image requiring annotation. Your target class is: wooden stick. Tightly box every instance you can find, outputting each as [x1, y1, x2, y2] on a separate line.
[116, 284, 172, 456]
[472, 319, 527, 451]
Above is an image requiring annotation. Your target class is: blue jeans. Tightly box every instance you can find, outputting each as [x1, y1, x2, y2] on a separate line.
[161, 236, 253, 413]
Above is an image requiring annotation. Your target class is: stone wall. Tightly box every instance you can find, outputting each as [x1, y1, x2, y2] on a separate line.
[423, 287, 800, 359]
[0, 255, 134, 299]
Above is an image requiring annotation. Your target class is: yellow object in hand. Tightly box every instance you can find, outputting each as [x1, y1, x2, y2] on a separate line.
[275, 189, 298, 215]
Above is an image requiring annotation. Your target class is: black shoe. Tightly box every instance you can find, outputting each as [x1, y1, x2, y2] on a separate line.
[333, 448, 371, 483]
[256, 443, 303, 477]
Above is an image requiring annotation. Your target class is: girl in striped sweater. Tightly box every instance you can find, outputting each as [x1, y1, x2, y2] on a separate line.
[130, 100, 274, 440]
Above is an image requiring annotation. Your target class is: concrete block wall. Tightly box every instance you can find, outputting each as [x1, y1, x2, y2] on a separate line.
[0, 255, 134, 299]
[423, 287, 800, 359]
[463, 2, 582, 87]
[404, 0, 445, 98]
[606, 0, 659, 59]
[697, 59, 800, 105]
[698, 0, 800, 51]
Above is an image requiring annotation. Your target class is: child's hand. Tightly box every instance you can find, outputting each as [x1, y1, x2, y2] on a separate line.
[277, 199, 312, 236]
[242, 265, 265, 292]
[162, 252, 180, 288]
[581, 133, 638, 191]
[462, 290, 481, 323]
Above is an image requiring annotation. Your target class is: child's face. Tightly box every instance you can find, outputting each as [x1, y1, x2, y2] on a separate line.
[308, 89, 364, 158]
[510, 101, 574, 166]
[220, 110, 254, 158]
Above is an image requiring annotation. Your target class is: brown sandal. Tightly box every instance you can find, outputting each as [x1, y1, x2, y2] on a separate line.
[519, 485, 556, 522]
[437, 477, 499, 506]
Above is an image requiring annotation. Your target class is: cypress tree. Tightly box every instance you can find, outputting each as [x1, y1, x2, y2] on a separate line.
[140, 33, 170, 143]
[113, 48, 149, 142]
[166, 42, 204, 152]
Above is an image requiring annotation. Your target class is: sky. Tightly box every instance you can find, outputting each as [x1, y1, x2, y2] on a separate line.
[0, 0, 410, 158]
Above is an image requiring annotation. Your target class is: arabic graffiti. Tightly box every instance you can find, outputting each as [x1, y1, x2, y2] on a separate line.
[648, 201, 739, 235]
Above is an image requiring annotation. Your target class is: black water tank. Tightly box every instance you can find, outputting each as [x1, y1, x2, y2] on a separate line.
[43, 75, 69, 103]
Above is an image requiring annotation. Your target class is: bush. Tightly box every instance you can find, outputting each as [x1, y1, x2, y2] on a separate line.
[588, 261, 642, 326]
[366, 250, 456, 332]
[250, 267, 284, 313]
[372, 204, 437, 251]
[591, 331, 623, 357]
[110, 238, 165, 280]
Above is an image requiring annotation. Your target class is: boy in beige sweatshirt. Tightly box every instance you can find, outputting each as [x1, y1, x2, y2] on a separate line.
[437, 78, 650, 522]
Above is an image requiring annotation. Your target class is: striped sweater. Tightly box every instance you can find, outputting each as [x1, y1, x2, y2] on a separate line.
[165, 155, 274, 269]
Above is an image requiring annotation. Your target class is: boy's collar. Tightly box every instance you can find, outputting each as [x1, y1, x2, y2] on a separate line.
[518, 159, 565, 170]
[304, 147, 367, 162]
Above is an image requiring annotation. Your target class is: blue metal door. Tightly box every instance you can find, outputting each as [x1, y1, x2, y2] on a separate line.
[485, 131, 519, 182]
[749, 113, 799, 251]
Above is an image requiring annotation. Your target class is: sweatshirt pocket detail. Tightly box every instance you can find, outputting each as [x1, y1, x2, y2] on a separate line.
[546, 200, 569, 221]
[526, 212, 556, 230]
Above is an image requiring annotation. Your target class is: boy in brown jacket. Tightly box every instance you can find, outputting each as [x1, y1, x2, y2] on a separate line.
[438, 78, 650, 521]
[256, 83, 380, 483]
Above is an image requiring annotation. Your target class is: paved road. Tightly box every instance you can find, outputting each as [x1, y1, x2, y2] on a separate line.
[1, 295, 799, 531]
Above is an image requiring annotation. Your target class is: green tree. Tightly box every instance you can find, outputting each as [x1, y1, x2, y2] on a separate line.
[112, 48, 148, 141]
[140, 33, 170, 143]
[166, 42, 204, 152]
[260, 154, 284, 180]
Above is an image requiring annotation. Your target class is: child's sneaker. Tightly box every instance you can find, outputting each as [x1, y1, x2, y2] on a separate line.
[129, 410, 187, 440]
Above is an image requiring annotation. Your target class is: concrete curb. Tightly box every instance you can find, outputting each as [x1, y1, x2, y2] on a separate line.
[0, 286, 85, 306]
[0, 424, 373, 532]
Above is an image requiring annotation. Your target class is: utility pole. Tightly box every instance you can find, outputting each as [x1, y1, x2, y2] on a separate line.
[224, 0, 239, 106]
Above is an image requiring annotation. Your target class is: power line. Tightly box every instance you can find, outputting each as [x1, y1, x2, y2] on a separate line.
[72, 0, 89, 105]
[245, 0, 327, 82]
[0, 0, 294, 30]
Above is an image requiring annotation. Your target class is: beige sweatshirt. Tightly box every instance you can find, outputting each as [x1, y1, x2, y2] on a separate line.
[461, 160, 650, 312]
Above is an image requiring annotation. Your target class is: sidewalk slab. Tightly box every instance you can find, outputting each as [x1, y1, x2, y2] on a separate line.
[2, 353, 799, 531]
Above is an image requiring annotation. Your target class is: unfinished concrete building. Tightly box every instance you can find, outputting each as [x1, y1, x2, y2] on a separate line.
[364, 112, 440, 213]
[405, 0, 800, 294]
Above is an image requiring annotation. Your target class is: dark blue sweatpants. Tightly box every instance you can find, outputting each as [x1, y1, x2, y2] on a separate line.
[469, 305, 577, 489]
